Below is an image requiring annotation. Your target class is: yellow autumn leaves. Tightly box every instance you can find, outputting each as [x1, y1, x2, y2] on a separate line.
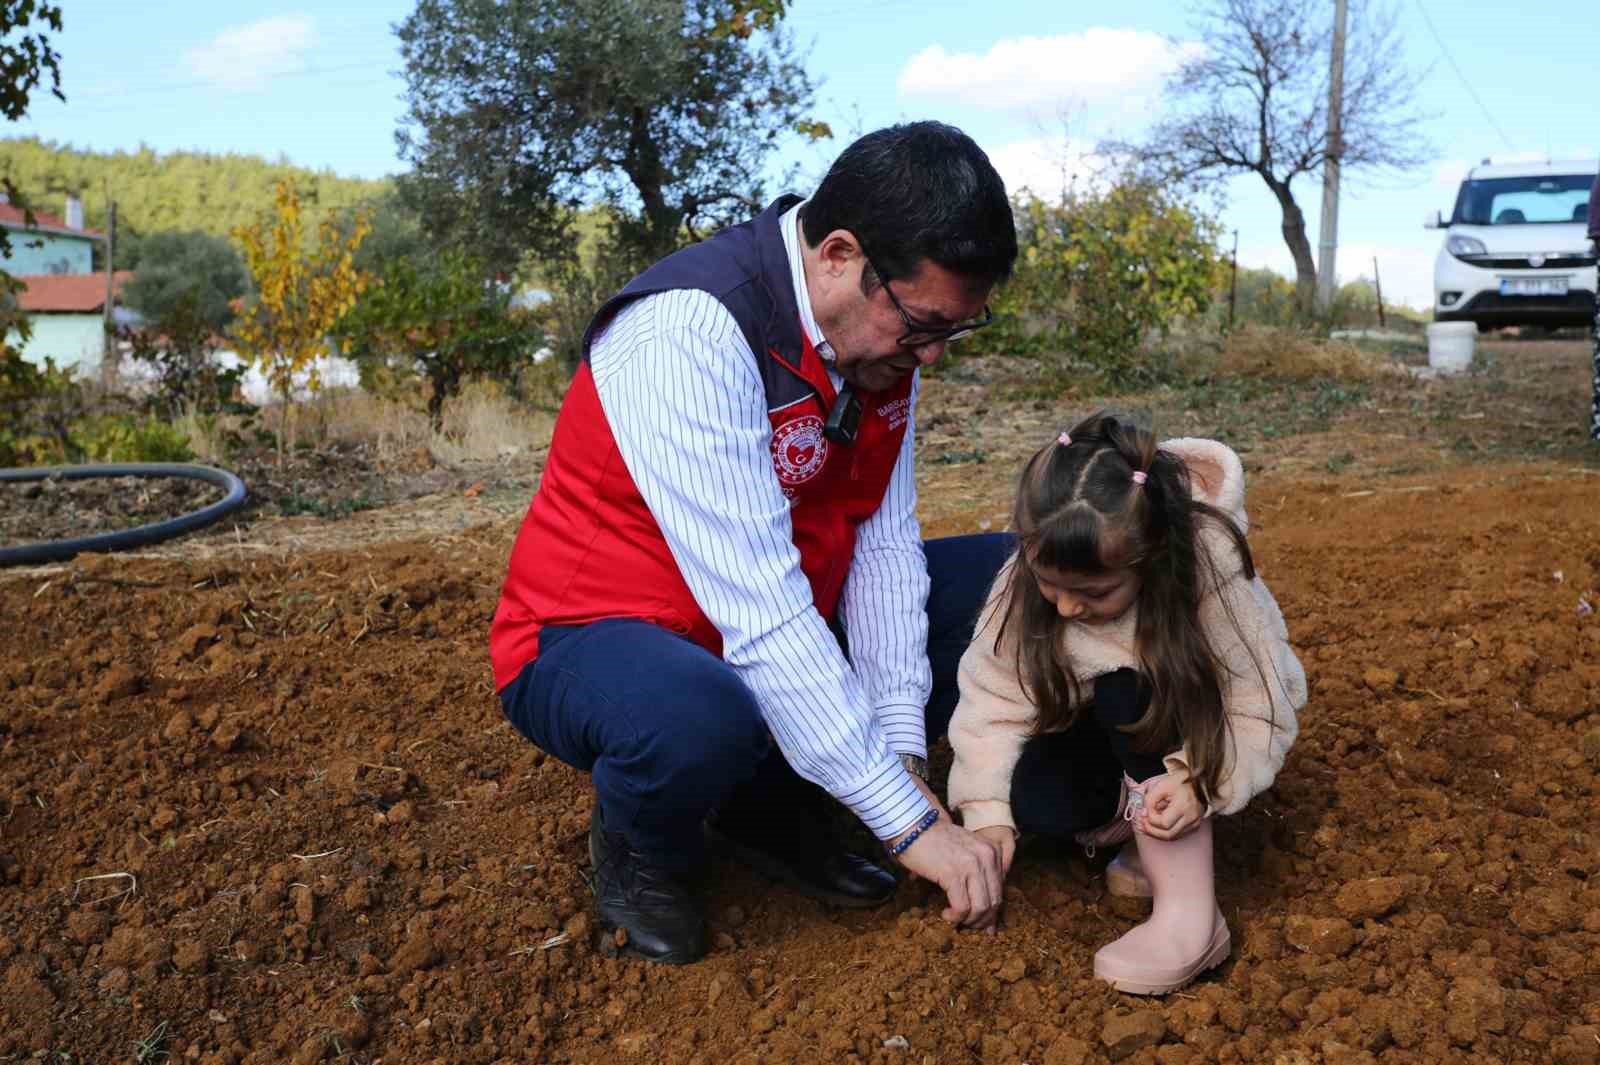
[230, 180, 371, 455]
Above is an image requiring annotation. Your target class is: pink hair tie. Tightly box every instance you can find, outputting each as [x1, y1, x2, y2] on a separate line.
[1056, 432, 1071, 446]
[1131, 470, 1148, 486]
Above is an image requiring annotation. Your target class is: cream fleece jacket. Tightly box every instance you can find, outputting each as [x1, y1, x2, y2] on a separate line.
[946, 438, 1307, 834]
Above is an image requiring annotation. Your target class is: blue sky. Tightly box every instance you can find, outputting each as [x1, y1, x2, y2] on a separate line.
[16, 0, 1597, 308]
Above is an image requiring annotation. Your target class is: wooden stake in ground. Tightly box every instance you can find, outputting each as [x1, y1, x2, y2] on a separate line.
[99, 195, 117, 390]
[1372, 255, 1386, 330]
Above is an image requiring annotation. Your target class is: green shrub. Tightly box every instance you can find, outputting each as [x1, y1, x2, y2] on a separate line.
[73, 416, 195, 463]
[120, 295, 253, 420]
[966, 175, 1224, 389]
[335, 250, 546, 430]
[0, 350, 84, 466]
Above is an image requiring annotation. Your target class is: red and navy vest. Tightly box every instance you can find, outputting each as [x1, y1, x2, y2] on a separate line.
[490, 197, 914, 691]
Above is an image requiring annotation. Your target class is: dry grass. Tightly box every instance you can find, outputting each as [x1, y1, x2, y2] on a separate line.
[299, 390, 430, 460]
[170, 408, 243, 465]
[431, 379, 559, 464]
[295, 379, 557, 466]
[1215, 325, 1403, 383]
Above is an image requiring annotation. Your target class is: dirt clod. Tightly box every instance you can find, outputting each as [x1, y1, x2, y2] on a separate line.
[162, 709, 194, 741]
[1101, 1010, 1167, 1059]
[93, 663, 141, 702]
[1283, 915, 1358, 956]
[997, 953, 1028, 982]
[389, 929, 438, 974]
[210, 719, 243, 752]
[174, 937, 210, 974]
[1043, 1033, 1092, 1065]
[1333, 876, 1410, 919]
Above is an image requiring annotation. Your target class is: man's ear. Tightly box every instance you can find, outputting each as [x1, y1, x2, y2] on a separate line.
[813, 228, 862, 278]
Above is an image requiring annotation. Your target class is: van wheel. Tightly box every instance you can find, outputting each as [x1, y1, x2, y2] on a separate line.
[1475, 322, 1495, 334]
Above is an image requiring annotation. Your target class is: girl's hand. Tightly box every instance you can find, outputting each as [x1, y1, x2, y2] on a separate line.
[973, 825, 1017, 879]
[968, 825, 1017, 933]
[1138, 773, 1205, 840]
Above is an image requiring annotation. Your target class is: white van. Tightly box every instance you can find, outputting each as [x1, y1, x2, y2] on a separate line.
[1427, 158, 1597, 330]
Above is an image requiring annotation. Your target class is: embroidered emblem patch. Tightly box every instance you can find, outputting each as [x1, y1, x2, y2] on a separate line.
[770, 414, 828, 489]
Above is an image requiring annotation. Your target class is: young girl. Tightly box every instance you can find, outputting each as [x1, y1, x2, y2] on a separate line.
[946, 411, 1306, 995]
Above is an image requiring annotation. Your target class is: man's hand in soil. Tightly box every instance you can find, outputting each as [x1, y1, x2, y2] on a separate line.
[894, 777, 1007, 932]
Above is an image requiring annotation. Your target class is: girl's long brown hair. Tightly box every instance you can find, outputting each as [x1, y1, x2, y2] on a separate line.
[994, 411, 1259, 805]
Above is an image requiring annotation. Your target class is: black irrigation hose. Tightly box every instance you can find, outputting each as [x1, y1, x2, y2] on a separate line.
[0, 463, 249, 567]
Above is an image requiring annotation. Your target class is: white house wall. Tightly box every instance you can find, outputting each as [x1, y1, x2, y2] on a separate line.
[7, 314, 105, 374]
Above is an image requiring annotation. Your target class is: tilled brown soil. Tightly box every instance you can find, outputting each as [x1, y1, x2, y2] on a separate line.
[0, 457, 1593, 1061]
[2, 455, 1598, 1065]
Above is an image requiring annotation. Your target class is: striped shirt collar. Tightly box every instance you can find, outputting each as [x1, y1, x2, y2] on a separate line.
[779, 199, 836, 365]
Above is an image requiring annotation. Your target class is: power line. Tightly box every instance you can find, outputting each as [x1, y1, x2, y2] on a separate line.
[1411, 0, 1515, 153]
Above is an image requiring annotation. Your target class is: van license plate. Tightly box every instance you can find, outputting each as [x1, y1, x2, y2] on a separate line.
[1499, 277, 1569, 296]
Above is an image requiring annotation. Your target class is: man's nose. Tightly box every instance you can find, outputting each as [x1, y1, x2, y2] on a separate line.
[912, 339, 947, 366]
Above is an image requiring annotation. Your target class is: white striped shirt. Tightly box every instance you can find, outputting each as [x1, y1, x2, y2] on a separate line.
[587, 203, 933, 841]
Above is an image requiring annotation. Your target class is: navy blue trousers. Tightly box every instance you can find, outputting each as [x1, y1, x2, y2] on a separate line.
[1008, 670, 1169, 839]
[499, 534, 1016, 870]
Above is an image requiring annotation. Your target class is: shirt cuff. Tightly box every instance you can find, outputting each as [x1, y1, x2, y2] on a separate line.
[876, 702, 927, 759]
[834, 755, 933, 841]
[955, 799, 1016, 834]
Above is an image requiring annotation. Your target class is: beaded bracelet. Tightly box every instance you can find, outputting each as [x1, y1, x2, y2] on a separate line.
[889, 808, 940, 858]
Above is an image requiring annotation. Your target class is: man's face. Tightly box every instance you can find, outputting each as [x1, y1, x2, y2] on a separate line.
[812, 236, 993, 394]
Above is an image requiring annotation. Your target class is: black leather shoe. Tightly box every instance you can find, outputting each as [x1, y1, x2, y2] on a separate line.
[588, 807, 706, 964]
[706, 813, 898, 908]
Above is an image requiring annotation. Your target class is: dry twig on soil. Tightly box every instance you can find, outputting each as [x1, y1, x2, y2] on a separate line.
[72, 871, 138, 905]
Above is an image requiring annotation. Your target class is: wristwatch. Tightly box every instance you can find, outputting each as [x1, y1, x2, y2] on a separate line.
[898, 753, 929, 782]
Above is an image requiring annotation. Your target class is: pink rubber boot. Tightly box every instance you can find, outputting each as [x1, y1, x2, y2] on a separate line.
[1092, 774, 1230, 995]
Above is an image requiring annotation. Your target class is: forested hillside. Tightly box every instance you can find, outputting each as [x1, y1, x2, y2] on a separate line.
[0, 137, 391, 241]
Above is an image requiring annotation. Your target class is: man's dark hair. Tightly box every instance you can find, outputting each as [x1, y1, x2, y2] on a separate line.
[799, 121, 1017, 289]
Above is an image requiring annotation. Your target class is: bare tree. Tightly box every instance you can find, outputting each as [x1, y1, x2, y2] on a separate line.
[1106, 0, 1429, 316]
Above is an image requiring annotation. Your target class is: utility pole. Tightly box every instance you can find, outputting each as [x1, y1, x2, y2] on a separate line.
[100, 194, 118, 389]
[1227, 229, 1239, 333]
[1371, 256, 1386, 330]
[1315, 0, 1348, 317]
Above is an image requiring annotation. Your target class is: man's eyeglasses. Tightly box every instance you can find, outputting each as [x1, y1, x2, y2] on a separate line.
[862, 250, 993, 348]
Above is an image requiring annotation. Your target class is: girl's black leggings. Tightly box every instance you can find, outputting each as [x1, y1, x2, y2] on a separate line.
[1009, 668, 1172, 838]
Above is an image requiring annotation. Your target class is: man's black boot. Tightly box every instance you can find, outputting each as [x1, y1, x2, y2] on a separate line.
[588, 806, 706, 964]
[706, 806, 898, 908]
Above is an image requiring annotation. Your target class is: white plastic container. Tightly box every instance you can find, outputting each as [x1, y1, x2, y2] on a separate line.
[1425, 322, 1476, 372]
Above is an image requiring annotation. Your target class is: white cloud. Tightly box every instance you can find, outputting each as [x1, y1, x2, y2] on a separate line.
[986, 137, 1107, 202]
[182, 15, 318, 92]
[896, 29, 1200, 115]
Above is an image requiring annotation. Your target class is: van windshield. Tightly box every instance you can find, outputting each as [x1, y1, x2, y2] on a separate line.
[1452, 174, 1593, 225]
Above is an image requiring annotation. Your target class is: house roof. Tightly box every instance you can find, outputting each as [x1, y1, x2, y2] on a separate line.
[16, 271, 133, 313]
[0, 203, 104, 240]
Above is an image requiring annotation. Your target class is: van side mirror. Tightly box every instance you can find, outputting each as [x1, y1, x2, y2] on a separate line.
[1423, 210, 1444, 229]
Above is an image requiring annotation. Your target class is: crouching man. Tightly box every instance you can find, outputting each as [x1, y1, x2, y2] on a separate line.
[491, 122, 1019, 962]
